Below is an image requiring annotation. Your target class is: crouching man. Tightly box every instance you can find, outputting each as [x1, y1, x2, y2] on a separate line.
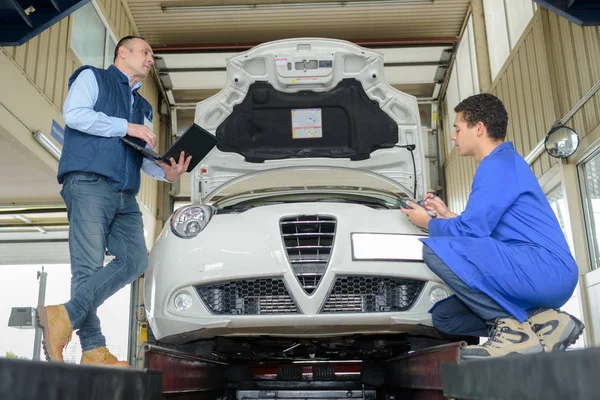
[402, 93, 584, 360]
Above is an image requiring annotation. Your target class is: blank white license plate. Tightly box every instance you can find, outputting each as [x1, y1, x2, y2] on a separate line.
[351, 233, 426, 261]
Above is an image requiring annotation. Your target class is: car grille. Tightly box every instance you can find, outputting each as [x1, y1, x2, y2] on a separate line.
[196, 278, 299, 315]
[280, 215, 336, 295]
[321, 276, 425, 313]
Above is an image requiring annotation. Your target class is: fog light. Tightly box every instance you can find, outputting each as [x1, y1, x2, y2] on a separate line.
[429, 286, 449, 303]
[174, 292, 193, 311]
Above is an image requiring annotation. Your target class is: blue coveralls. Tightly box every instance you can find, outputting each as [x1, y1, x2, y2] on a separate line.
[421, 142, 578, 337]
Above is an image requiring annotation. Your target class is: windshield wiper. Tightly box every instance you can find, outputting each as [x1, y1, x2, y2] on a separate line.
[315, 197, 392, 209]
[219, 201, 286, 213]
[219, 198, 392, 213]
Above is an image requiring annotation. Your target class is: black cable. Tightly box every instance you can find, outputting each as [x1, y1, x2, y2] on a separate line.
[394, 144, 417, 199]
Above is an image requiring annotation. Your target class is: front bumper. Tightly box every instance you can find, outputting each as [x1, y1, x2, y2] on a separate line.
[145, 203, 449, 343]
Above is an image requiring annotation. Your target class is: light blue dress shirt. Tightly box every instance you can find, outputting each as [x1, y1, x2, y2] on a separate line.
[63, 68, 167, 181]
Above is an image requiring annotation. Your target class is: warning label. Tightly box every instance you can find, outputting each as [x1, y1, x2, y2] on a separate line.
[291, 108, 322, 139]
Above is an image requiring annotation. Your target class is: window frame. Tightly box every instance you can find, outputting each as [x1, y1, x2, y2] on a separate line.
[70, 0, 118, 69]
[578, 148, 600, 271]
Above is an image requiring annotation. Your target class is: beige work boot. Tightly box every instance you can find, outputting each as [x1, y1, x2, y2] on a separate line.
[529, 308, 585, 352]
[36, 305, 73, 362]
[81, 347, 131, 368]
[460, 316, 543, 360]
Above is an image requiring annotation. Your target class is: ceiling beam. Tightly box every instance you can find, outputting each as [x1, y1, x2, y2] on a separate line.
[0, 222, 69, 228]
[152, 37, 460, 53]
[0, 207, 66, 215]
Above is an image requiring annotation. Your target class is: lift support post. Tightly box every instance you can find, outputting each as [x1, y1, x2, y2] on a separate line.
[385, 341, 464, 399]
[143, 344, 228, 394]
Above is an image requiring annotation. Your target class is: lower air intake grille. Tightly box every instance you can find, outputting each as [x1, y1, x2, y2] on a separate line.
[196, 278, 298, 315]
[321, 276, 425, 313]
[280, 215, 336, 295]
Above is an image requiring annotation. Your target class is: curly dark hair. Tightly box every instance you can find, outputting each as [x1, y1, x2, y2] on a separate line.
[454, 93, 508, 140]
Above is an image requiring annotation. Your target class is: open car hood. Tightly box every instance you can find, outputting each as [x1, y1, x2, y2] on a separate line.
[192, 38, 426, 203]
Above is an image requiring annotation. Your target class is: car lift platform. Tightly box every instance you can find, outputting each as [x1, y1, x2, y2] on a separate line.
[2, 342, 600, 399]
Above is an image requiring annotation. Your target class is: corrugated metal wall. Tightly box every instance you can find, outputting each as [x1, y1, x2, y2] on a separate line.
[490, 10, 558, 179]
[3, 18, 72, 112]
[0, 0, 161, 217]
[544, 10, 600, 147]
[443, 8, 600, 212]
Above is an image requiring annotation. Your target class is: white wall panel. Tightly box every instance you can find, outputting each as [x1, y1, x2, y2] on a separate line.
[505, 0, 536, 48]
[456, 40, 475, 101]
[484, 0, 511, 80]
[445, 68, 460, 154]
[466, 16, 480, 95]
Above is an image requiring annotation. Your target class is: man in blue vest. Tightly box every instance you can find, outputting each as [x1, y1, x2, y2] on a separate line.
[36, 36, 191, 367]
[402, 93, 584, 360]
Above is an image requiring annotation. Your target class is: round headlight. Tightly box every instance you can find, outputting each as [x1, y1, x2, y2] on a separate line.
[429, 286, 449, 303]
[174, 292, 193, 311]
[170, 205, 215, 238]
[185, 220, 202, 235]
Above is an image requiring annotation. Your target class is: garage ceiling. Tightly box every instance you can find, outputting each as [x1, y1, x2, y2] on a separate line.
[129, 0, 470, 104]
[130, 0, 470, 47]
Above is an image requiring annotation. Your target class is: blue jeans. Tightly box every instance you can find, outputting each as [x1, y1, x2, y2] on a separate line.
[423, 244, 509, 338]
[60, 172, 148, 352]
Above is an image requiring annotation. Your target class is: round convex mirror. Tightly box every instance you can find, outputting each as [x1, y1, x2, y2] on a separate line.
[544, 124, 579, 159]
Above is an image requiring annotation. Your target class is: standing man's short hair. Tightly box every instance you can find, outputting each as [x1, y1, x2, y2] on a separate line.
[114, 36, 147, 62]
[454, 93, 509, 140]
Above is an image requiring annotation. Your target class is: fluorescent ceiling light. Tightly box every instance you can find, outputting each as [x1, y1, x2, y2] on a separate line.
[162, 0, 433, 13]
[33, 130, 61, 160]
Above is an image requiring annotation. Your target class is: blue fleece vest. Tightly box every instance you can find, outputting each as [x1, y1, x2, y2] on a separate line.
[57, 65, 153, 193]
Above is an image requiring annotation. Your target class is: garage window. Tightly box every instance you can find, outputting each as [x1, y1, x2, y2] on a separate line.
[70, 2, 117, 69]
[547, 186, 574, 253]
[580, 149, 600, 271]
[483, 0, 537, 81]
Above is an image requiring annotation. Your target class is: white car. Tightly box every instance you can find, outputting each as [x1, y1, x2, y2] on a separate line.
[145, 38, 453, 361]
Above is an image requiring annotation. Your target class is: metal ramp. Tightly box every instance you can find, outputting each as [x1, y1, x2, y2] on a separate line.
[0, 356, 162, 400]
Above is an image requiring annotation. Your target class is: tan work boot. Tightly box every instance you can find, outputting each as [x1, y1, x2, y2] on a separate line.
[36, 305, 73, 362]
[529, 308, 585, 352]
[460, 316, 543, 360]
[81, 347, 131, 368]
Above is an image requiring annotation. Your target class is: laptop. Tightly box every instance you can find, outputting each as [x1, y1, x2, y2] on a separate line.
[121, 123, 219, 173]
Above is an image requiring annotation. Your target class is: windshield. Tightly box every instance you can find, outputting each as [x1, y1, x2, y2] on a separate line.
[215, 187, 407, 213]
